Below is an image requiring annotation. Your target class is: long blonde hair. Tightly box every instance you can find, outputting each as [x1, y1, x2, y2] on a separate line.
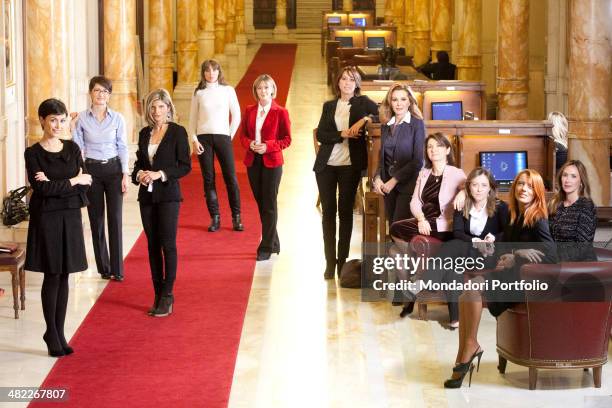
[378, 83, 422, 124]
[548, 111, 568, 149]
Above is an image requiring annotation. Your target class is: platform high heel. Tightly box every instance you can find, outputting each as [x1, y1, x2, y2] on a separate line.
[444, 362, 475, 388]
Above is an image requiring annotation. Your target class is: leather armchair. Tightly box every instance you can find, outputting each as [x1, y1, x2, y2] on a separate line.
[496, 260, 612, 390]
[409, 235, 446, 319]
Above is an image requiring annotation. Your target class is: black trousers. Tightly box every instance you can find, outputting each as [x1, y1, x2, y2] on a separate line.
[196, 134, 241, 217]
[41, 273, 70, 350]
[140, 201, 180, 296]
[247, 154, 282, 254]
[384, 188, 413, 225]
[315, 165, 361, 267]
[86, 159, 124, 278]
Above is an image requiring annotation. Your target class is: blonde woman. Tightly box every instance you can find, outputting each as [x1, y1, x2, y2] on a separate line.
[547, 111, 568, 170]
[133, 89, 191, 317]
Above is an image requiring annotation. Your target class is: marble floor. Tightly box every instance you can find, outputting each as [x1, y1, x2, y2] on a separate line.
[1, 43, 611, 408]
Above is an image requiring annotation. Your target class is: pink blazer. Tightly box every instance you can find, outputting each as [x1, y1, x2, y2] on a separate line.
[410, 165, 467, 232]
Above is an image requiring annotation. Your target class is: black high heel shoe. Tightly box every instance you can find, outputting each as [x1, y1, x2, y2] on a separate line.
[398, 291, 416, 318]
[444, 362, 475, 388]
[43, 333, 65, 357]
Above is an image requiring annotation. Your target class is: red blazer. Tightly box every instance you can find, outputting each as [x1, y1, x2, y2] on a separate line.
[239, 101, 291, 168]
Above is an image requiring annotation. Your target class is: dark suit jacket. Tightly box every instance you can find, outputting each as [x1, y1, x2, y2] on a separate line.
[453, 200, 509, 242]
[239, 101, 291, 168]
[419, 62, 457, 80]
[131, 122, 191, 203]
[313, 95, 379, 173]
[374, 116, 425, 193]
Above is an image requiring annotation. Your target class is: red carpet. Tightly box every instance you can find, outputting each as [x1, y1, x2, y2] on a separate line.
[31, 43, 297, 408]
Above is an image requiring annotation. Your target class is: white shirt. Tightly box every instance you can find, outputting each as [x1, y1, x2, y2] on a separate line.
[255, 101, 271, 144]
[386, 112, 412, 126]
[469, 204, 488, 239]
[327, 99, 352, 166]
[188, 82, 241, 141]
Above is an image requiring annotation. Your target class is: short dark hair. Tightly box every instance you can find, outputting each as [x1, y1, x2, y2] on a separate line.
[424, 132, 454, 168]
[436, 51, 449, 64]
[38, 98, 68, 119]
[88, 76, 113, 93]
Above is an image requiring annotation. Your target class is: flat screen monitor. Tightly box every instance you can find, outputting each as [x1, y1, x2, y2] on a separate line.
[352, 17, 366, 27]
[336, 36, 354, 47]
[431, 101, 463, 120]
[367, 36, 385, 49]
[479, 151, 528, 187]
[327, 16, 341, 25]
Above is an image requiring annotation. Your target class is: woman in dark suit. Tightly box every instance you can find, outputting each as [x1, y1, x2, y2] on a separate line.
[372, 83, 425, 224]
[314, 66, 379, 279]
[444, 169, 554, 388]
[25, 98, 92, 356]
[239, 74, 291, 261]
[133, 89, 191, 317]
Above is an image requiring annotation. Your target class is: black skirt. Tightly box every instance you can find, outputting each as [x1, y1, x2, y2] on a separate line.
[25, 208, 88, 274]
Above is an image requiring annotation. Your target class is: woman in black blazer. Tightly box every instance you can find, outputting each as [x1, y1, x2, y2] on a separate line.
[133, 89, 191, 317]
[314, 66, 379, 279]
[372, 83, 425, 224]
[25, 98, 92, 356]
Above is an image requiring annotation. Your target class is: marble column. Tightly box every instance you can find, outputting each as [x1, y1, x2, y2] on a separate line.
[0, 0, 6, 197]
[393, 0, 404, 47]
[567, 0, 611, 205]
[149, 0, 173, 94]
[545, 0, 569, 113]
[235, 0, 248, 54]
[404, 0, 415, 56]
[384, 0, 394, 24]
[273, 0, 289, 38]
[174, 0, 200, 127]
[104, 0, 138, 142]
[343, 0, 353, 12]
[198, 0, 216, 62]
[456, 0, 482, 80]
[431, 0, 453, 61]
[225, 0, 238, 55]
[496, 0, 529, 120]
[25, 0, 70, 145]
[214, 0, 227, 56]
[412, 0, 431, 66]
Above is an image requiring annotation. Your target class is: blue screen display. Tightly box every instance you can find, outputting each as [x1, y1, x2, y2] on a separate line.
[328, 16, 341, 24]
[336, 36, 354, 47]
[431, 101, 463, 120]
[352, 17, 366, 27]
[479, 151, 528, 183]
[367, 36, 385, 49]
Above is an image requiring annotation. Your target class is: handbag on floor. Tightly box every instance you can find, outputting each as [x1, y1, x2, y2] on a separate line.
[340, 259, 362, 288]
[1, 186, 30, 226]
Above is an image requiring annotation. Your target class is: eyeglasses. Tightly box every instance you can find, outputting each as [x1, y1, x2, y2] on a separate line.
[92, 88, 110, 95]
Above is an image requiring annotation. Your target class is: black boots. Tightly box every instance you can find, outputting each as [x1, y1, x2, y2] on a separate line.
[208, 215, 221, 232]
[232, 214, 244, 231]
[153, 294, 174, 317]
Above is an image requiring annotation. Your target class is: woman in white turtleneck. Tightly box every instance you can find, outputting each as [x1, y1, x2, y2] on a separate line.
[189, 59, 243, 233]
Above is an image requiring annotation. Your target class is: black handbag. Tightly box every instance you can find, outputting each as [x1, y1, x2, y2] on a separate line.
[1, 186, 31, 226]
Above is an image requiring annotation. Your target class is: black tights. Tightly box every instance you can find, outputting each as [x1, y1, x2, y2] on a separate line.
[41, 273, 70, 350]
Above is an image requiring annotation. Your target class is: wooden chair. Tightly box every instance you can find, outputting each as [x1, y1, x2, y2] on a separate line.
[0, 246, 26, 319]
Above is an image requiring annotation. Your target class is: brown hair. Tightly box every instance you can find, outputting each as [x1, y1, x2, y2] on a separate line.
[194, 59, 228, 95]
[509, 169, 548, 227]
[378, 83, 423, 123]
[549, 160, 591, 215]
[334, 66, 362, 97]
[252, 74, 277, 101]
[424, 133, 454, 168]
[463, 167, 498, 218]
[89, 76, 112, 93]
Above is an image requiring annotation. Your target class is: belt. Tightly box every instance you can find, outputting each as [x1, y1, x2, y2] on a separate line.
[85, 156, 119, 164]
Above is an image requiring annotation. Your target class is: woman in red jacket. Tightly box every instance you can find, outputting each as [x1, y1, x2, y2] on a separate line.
[239, 74, 291, 261]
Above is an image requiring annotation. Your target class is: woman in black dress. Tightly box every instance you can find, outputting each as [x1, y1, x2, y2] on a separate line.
[444, 169, 554, 388]
[133, 89, 191, 317]
[372, 83, 425, 224]
[25, 98, 92, 356]
[314, 66, 379, 279]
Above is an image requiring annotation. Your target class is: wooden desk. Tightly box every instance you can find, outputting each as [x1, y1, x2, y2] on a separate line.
[0, 246, 26, 319]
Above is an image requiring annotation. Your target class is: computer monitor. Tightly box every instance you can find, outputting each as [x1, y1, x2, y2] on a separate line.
[327, 16, 341, 25]
[479, 151, 528, 187]
[367, 36, 385, 49]
[352, 17, 366, 27]
[431, 101, 463, 120]
[335, 36, 354, 47]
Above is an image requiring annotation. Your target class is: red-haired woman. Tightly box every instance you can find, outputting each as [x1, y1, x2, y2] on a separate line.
[444, 169, 554, 388]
